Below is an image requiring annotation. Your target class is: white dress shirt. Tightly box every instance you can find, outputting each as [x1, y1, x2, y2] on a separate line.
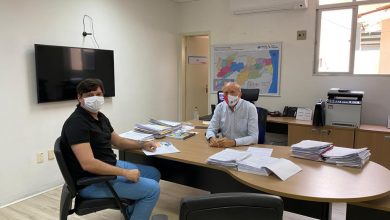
[206, 99, 259, 146]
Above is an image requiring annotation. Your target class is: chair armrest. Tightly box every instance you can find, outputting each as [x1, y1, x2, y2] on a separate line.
[77, 175, 117, 186]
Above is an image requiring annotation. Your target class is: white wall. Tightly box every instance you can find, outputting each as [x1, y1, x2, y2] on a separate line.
[176, 0, 390, 126]
[0, 0, 178, 206]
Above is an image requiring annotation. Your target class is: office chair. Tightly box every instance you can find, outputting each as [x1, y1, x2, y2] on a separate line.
[179, 192, 284, 220]
[240, 89, 268, 144]
[257, 107, 268, 144]
[241, 89, 260, 103]
[54, 137, 134, 220]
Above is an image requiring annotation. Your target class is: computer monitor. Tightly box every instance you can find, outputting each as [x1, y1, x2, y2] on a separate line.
[217, 91, 224, 103]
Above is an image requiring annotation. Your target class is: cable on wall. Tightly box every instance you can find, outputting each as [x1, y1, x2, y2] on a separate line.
[82, 15, 100, 48]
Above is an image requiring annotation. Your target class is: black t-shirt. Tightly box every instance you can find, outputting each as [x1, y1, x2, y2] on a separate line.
[60, 105, 116, 185]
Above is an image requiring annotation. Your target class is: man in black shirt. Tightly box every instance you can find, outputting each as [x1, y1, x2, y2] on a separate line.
[61, 78, 160, 220]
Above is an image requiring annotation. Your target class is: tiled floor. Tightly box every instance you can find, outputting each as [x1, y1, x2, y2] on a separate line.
[0, 180, 346, 220]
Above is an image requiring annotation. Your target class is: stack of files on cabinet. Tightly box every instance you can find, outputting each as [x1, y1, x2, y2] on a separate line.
[134, 123, 173, 138]
[322, 146, 371, 168]
[207, 149, 251, 167]
[149, 119, 182, 131]
[120, 130, 154, 141]
[291, 140, 333, 161]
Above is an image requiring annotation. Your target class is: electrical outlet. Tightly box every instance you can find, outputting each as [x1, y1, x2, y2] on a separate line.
[297, 30, 307, 40]
[48, 149, 55, 160]
[37, 152, 44, 163]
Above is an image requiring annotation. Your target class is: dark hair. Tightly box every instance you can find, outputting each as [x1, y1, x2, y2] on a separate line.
[76, 78, 105, 96]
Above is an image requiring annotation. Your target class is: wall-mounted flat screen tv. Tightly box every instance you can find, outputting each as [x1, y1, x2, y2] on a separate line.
[34, 44, 115, 103]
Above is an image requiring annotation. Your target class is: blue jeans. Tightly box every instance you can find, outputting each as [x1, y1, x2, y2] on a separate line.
[79, 160, 161, 220]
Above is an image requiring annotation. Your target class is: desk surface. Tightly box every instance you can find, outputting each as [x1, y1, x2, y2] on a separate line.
[267, 116, 312, 125]
[144, 128, 390, 203]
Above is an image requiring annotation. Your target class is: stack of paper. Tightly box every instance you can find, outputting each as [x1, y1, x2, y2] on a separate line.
[246, 147, 273, 157]
[237, 147, 302, 181]
[322, 146, 371, 168]
[134, 123, 173, 138]
[166, 130, 196, 140]
[120, 130, 154, 141]
[207, 149, 251, 167]
[291, 140, 333, 161]
[149, 119, 182, 131]
[237, 156, 278, 176]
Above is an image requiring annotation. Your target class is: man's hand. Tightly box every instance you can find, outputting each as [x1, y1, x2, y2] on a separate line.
[209, 137, 220, 148]
[216, 138, 236, 148]
[142, 141, 157, 152]
[122, 169, 140, 182]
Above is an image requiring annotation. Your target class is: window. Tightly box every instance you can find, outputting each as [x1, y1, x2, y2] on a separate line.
[315, 0, 390, 74]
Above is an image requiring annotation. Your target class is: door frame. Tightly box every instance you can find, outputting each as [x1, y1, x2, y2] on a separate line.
[177, 31, 211, 121]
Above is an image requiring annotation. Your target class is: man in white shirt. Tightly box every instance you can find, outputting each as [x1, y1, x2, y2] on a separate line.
[206, 82, 259, 148]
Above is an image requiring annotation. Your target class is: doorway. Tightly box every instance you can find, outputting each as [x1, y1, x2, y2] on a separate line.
[182, 34, 210, 121]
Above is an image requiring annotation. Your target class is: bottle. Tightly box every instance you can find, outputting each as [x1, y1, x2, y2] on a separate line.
[193, 107, 199, 121]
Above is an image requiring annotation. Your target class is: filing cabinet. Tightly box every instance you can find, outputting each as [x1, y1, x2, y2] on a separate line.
[288, 124, 355, 148]
[355, 125, 390, 169]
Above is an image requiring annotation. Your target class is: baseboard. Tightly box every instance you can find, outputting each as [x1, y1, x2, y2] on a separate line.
[0, 181, 63, 208]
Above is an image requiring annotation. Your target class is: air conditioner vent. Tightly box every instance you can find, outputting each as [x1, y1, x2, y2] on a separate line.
[230, 0, 308, 15]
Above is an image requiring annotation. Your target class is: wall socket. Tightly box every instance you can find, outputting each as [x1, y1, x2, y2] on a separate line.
[48, 149, 55, 160]
[297, 30, 307, 40]
[36, 152, 44, 164]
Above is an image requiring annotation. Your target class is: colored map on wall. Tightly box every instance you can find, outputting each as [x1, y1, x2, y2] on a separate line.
[212, 42, 281, 96]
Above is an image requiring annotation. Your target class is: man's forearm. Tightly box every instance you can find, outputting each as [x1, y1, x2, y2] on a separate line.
[235, 135, 257, 146]
[113, 138, 141, 151]
[83, 158, 126, 176]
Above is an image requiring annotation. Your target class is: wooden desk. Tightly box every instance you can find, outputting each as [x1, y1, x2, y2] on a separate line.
[267, 116, 312, 125]
[119, 129, 390, 220]
[355, 125, 390, 169]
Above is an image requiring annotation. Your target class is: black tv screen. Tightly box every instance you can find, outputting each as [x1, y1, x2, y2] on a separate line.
[34, 44, 115, 103]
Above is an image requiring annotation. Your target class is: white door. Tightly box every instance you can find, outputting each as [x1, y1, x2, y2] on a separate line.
[185, 35, 209, 121]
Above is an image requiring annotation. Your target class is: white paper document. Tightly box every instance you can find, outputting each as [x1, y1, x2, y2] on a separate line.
[238, 156, 301, 181]
[181, 125, 195, 132]
[143, 141, 180, 156]
[158, 120, 181, 127]
[322, 146, 370, 168]
[136, 123, 170, 132]
[238, 156, 278, 176]
[292, 140, 332, 149]
[295, 107, 313, 121]
[322, 147, 368, 158]
[207, 149, 251, 167]
[120, 130, 154, 141]
[246, 147, 273, 157]
[265, 158, 302, 181]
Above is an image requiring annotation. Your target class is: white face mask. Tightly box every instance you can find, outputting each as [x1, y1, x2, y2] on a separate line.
[83, 96, 104, 113]
[226, 95, 239, 107]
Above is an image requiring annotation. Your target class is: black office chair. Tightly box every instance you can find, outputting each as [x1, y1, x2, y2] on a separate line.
[241, 89, 260, 103]
[257, 107, 268, 144]
[240, 89, 268, 144]
[54, 137, 134, 220]
[179, 192, 284, 220]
